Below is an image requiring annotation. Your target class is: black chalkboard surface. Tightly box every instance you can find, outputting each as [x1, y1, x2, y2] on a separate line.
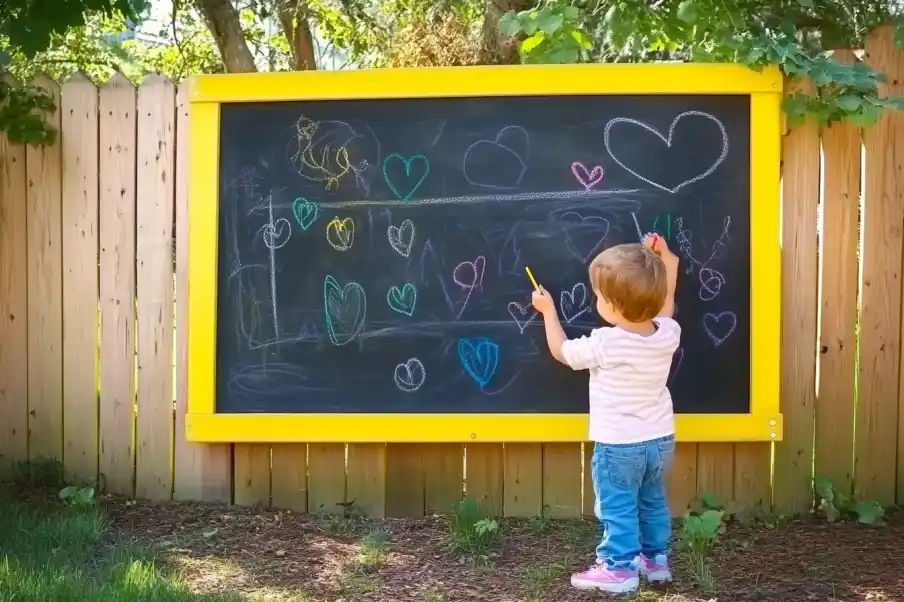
[215, 94, 750, 415]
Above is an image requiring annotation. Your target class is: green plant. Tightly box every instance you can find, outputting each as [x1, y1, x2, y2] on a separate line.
[449, 497, 500, 556]
[356, 528, 389, 570]
[520, 563, 567, 601]
[528, 504, 553, 536]
[814, 477, 885, 526]
[59, 485, 96, 507]
[679, 493, 727, 591]
[499, 3, 592, 63]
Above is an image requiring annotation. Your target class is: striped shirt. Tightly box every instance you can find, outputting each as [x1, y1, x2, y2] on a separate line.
[561, 317, 681, 444]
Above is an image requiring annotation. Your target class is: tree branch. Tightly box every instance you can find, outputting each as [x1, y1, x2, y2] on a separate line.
[193, 0, 257, 72]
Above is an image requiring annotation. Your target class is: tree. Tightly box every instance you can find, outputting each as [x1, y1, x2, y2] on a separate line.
[0, 0, 149, 143]
[498, 0, 904, 125]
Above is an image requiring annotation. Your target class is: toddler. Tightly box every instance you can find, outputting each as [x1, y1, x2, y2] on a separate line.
[531, 233, 680, 594]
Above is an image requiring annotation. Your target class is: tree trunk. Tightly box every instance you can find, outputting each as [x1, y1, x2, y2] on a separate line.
[277, 0, 318, 70]
[194, 0, 258, 73]
[480, 0, 535, 64]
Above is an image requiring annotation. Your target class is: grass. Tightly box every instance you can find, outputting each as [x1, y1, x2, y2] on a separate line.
[0, 485, 243, 602]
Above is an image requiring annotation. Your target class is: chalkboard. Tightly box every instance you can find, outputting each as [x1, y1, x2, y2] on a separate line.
[215, 94, 750, 415]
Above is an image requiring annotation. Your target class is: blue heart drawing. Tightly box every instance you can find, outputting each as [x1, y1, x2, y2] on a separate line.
[382, 153, 429, 201]
[386, 283, 417, 317]
[457, 337, 499, 389]
[323, 275, 367, 346]
[292, 197, 319, 231]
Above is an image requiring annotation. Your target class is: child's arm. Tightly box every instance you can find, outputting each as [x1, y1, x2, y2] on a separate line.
[644, 233, 679, 318]
[531, 285, 568, 364]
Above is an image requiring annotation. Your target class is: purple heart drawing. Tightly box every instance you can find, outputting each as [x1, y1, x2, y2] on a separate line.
[559, 212, 610, 263]
[571, 162, 604, 191]
[703, 311, 737, 347]
[667, 347, 683, 386]
[462, 125, 530, 189]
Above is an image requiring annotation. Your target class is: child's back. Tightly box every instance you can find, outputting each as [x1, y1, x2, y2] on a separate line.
[531, 234, 681, 595]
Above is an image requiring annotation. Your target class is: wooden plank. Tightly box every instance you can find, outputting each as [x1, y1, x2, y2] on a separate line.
[733, 443, 771, 509]
[816, 52, 860, 495]
[61, 74, 100, 485]
[542, 443, 582, 518]
[773, 75, 820, 515]
[423, 443, 463, 514]
[346, 443, 386, 517]
[465, 443, 503, 516]
[172, 83, 231, 502]
[696, 443, 734, 505]
[98, 73, 137, 496]
[860, 27, 904, 507]
[26, 75, 63, 464]
[0, 115, 29, 475]
[503, 443, 543, 517]
[385, 443, 425, 517]
[271, 444, 307, 512]
[233, 443, 270, 507]
[134, 75, 176, 502]
[582, 442, 595, 518]
[667, 443, 698, 517]
[307, 443, 346, 514]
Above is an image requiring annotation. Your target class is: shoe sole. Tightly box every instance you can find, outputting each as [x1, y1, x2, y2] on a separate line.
[640, 570, 673, 583]
[570, 576, 639, 593]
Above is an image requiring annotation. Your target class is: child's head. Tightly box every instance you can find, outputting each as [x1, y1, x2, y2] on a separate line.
[589, 243, 667, 325]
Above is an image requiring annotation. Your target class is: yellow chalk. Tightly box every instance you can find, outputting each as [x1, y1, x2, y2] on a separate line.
[525, 266, 539, 290]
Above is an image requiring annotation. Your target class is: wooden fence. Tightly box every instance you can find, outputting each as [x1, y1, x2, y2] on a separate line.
[0, 26, 902, 519]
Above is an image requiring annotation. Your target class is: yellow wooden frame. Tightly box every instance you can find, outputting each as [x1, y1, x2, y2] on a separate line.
[187, 63, 784, 444]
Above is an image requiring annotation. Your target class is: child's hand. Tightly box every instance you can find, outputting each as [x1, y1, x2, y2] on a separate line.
[531, 285, 556, 316]
[643, 233, 678, 265]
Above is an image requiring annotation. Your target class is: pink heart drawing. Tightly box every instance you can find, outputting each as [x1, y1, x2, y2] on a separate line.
[462, 125, 530, 189]
[571, 162, 604, 191]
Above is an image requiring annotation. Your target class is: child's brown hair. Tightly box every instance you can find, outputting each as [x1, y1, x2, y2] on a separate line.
[589, 243, 667, 323]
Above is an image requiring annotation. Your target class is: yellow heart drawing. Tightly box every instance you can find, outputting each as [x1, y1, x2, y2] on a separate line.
[325, 217, 354, 251]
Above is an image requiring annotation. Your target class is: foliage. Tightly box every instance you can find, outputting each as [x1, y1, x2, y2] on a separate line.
[814, 476, 885, 526]
[385, 11, 483, 67]
[0, 0, 148, 145]
[59, 485, 96, 506]
[499, 0, 904, 126]
[449, 497, 500, 556]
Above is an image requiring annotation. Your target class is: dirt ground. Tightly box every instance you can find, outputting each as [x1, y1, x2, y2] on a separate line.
[107, 499, 904, 602]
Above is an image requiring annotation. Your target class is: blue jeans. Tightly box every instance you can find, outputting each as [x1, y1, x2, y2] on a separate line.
[592, 435, 675, 568]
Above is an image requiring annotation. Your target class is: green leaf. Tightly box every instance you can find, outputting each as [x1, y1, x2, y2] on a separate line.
[797, 0, 814, 7]
[676, 0, 697, 23]
[548, 46, 580, 63]
[535, 8, 564, 36]
[562, 6, 580, 21]
[852, 500, 884, 526]
[814, 476, 835, 502]
[818, 499, 840, 522]
[896, 22, 904, 49]
[699, 493, 721, 510]
[498, 11, 521, 37]
[520, 32, 546, 54]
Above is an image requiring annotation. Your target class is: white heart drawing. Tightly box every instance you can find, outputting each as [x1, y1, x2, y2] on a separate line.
[603, 111, 729, 194]
[394, 357, 426, 392]
[388, 218, 415, 257]
[560, 283, 591, 324]
[462, 125, 530, 189]
[507, 300, 538, 334]
[703, 311, 737, 347]
[262, 218, 291, 250]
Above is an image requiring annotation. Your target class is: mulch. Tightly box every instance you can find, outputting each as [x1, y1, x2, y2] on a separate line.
[104, 498, 904, 602]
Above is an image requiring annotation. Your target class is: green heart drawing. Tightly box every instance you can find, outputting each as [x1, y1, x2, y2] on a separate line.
[291, 197, 319, 231]
[382, 153, 430, 201]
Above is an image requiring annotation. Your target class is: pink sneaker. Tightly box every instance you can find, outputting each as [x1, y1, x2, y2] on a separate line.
[570, 562, 639, 593]
[638, 553, 672, 583]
